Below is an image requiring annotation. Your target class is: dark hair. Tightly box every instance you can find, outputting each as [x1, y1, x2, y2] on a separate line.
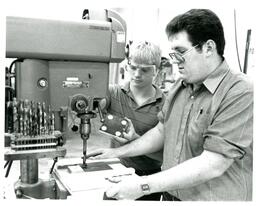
[165, 9, 225, 57]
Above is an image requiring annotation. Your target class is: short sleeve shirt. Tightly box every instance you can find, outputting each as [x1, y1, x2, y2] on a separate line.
[106, 83, 165, 171]
[158, 60, 253, 200]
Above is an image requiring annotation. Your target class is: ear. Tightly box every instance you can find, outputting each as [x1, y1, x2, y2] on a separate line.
[203, 40, 216, 57]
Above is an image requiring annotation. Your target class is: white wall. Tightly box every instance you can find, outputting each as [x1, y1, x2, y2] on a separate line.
[114, 7, 255, 77]
[2, 1, 255, 76]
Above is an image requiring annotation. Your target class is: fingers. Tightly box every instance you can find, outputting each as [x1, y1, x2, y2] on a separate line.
[122, 130, 138, 142]
[124, 117, 132, 123]
[86, 149, 103, 159]
[105, 184, 120, 199]
[105, 176, 122, 183]
[112, 135, 129, 144]
[105, 175, 142, 200]
[86, 148, 117, 160]
[122, 133, 134, 142]
[99, 98, 107, 110]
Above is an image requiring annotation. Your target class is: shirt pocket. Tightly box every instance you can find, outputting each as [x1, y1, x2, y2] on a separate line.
[188, 110, 210, 149]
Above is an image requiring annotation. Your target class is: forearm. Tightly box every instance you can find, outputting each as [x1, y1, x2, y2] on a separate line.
[114, 122, 164, 158]
[146, 150, 234, 194]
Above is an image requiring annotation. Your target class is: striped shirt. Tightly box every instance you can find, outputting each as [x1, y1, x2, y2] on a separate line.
[106, 82, 165, 171]
[158, 60, 253, 200]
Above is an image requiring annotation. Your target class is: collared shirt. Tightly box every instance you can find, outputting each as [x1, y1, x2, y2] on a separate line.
[158, 60, 253, 200]
[106, 82, 165, 171]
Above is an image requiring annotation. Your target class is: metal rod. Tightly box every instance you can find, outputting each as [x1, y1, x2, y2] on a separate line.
[49, 157, 58, 174]
[4, 160, 10, 169]
[5, 160, 13, 177]
[20, 159, 38, 184]
[243, 29, 251, 74]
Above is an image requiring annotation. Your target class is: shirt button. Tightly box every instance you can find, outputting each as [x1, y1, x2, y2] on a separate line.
[191, 95, 194, 99]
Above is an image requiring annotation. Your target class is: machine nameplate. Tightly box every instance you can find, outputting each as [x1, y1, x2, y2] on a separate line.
[62, 80, 89, 88]
[89, 25, 110, 31]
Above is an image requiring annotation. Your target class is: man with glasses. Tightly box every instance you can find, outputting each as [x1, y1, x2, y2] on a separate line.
[96, 41, 165, 200]
[89, 9, 253, 201]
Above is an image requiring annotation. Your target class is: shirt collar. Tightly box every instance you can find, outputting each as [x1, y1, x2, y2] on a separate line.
[181, 60, 230, 94]
[122, 82, 131, 93]
[121, 82, 163, 100]
[202, 60, 230, 94]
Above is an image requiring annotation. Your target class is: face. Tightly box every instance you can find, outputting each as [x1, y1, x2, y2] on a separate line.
[126, 60, 155, 88]
[168, 31, 209, 84]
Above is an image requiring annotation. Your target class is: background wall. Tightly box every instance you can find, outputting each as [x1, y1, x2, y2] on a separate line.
[113, 7, 255, 78]
[2, 2, 255, 82]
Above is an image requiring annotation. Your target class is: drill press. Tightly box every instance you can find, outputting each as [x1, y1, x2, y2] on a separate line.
[4, 9, 126, 199]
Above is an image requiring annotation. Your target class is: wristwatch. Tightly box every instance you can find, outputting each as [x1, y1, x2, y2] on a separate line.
[140, 176, 151, 195]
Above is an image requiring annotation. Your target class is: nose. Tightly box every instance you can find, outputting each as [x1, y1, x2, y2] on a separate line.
[170, 58, 182, 65]
[134, 68, 142, 77]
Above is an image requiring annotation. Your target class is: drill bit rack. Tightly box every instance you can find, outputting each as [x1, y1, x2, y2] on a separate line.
[5, 98, 66, 160]
[11, 135, 61, 151]
[4, 99, 66, 199]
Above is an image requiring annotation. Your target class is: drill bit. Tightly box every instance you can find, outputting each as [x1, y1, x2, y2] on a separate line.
[29, 101, 33, 136]
[32, 101, 38, 136]
[37, 102, 42, 135]
[48, 105, 55, 135]
[42, 102, 47, 135]
[19, 100, 24, 135]
[12, 98, 18, 133]
[23, 99, 29, 136]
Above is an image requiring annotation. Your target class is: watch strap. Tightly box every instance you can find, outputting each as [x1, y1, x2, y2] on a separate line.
[140, 176, 151, 195]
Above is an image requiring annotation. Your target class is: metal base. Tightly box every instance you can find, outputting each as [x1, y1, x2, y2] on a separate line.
[14, 178, 57, 199]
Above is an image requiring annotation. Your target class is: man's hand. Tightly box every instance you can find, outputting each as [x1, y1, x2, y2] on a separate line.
[86, 148, 118, 160]
[111, 117, 139, 144]
[122, 118, 139, 140]
[105, 175, 145, 200]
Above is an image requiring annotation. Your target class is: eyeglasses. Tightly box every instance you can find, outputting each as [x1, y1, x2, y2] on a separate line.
[127, 63, 155, 75]
[169, 44, 199, 64]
